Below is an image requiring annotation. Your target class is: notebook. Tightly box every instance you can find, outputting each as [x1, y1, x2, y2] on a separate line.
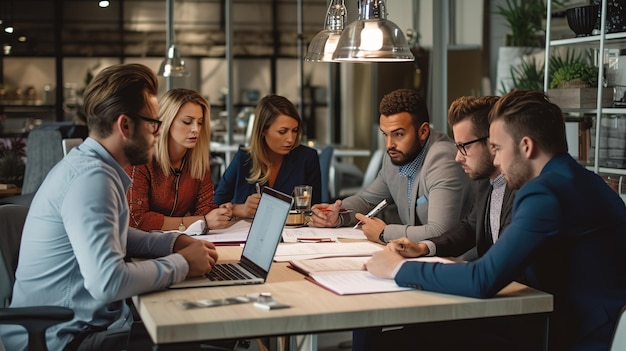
[169, 186, 293, 289]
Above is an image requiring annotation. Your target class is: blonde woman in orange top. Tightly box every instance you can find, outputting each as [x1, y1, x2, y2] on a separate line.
[125, 88, 232, 232]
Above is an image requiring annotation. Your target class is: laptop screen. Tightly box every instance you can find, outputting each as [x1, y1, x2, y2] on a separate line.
[241, 187, 293, 272]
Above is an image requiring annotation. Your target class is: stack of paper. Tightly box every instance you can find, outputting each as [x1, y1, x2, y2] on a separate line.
[273, 242, 383, 262]
[289, 255, 455, 295]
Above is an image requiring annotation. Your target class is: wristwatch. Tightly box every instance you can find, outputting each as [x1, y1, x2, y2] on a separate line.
[378, 230, 386, 244]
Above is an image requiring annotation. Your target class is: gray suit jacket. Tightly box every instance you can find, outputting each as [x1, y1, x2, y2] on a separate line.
[340, 131, 475, 242]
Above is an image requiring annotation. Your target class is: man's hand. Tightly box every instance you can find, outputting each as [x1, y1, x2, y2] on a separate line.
[355, 213, 386, 243]
[364, 245, 405, 279]
[310, 199, 342, 227]
[175, 239, 219, 278]
[388, 238, 429, 258]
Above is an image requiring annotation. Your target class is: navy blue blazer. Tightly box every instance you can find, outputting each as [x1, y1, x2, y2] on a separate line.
[395, 154, 626, 351]
[214, 145, 322, 205]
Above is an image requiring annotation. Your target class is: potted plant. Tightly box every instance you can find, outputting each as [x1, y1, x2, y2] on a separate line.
[550, 61, 598, 88]
[502, 47, 588, 94]
[496, 0, 547, 47]
[495, 0, 572, 93]
[547, 60, 613, 108]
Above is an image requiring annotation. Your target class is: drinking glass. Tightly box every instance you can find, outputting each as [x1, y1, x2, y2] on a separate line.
[293, 185, 312, 213]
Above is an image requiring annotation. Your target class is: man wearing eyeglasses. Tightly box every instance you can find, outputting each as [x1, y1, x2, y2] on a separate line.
[312, 89, 475, 245]
[397, 95, 517, 261]
[0, 63, 219, 351]
[351, 96, 517, 351]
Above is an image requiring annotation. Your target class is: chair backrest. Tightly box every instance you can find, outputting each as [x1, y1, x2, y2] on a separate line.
[362, 149, 384, 189]
[318, 145, 334, 203]
[611, 305, 626, 351]
[0, 205, 29, 308]
[22, 129, 64, 195]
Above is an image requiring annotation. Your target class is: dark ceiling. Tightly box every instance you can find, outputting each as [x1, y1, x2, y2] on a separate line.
[1, 0, 328, 57]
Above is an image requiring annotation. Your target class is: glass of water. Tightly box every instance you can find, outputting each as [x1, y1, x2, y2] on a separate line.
[293, 185, 312, 213]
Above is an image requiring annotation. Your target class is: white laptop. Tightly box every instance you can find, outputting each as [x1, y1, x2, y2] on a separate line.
[169, 186, 293, 289]
[62, 138, 83, 156]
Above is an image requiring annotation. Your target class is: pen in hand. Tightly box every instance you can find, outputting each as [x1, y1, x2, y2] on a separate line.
[255, 183, 261, 195]
[353, 199, 388, 229]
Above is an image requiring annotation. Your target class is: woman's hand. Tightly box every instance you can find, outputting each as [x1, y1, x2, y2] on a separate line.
[232, 193, 260, 218]
[205, 203, 233, 229]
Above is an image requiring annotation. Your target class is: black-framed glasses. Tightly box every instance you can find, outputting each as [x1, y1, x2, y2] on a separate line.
[456, 136, 488, 156]
[126, 113, 162, 133]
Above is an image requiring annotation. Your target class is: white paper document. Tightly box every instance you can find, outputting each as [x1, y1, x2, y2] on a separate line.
[274, 242, 383, 262]
[289, 256, 369, 275]
[308, 270, 412, 295]
[193, 220, 252, 244]
[282, 226, 367, 242]
[155, 219, 206, 236]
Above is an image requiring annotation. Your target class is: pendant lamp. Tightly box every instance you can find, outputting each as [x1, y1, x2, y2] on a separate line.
[332, 0, 414, 62]
[304, 0, 346, 62]
[158, 0, 189, 78]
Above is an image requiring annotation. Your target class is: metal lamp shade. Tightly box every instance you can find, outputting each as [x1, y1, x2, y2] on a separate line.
[158, 45, 190, 77]
[332, 16, 413, 61]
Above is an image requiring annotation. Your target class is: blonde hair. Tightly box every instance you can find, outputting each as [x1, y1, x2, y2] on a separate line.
[154, 89, 211, 180]
[245, 95, 302, 184]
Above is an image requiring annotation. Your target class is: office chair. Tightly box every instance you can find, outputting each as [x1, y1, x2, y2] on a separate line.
[338, 149, 384, 198]
[0, 204, 74, 351]
[318, 145, 334, 203]
[611, 305, 626, 351]
[22, 129, 64, 195]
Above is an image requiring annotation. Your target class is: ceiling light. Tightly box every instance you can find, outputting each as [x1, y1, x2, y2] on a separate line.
[158, 0, 189, 79]
[4, 25, 14, 34]
[158, 45, 189, 77]
[332, 0, 414, 62]
[304, 0, 346, 62]
[99, 1, 110, 8]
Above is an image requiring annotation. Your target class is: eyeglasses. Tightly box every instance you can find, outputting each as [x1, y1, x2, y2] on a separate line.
[126, 113, 162, 134]
[455, 136, 488, 156]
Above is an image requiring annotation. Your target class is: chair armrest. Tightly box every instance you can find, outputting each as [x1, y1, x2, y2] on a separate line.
[0, 306, 73, 351]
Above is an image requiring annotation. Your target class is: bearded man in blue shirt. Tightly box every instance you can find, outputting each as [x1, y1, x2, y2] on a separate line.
[0, 63, 219, 351]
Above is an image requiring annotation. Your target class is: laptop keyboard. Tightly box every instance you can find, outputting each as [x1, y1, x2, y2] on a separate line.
[205, 263, 250, 281]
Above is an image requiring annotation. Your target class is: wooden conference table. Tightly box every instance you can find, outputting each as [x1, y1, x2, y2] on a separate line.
[133, 243, 553, 349]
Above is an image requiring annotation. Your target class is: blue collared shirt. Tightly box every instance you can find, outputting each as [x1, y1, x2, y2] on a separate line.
[0, 137, 188, 351]
[398, 136, 430, 211]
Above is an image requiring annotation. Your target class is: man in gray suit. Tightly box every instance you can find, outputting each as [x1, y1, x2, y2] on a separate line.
[401, 95, 517, 261]
[312, 89, 475, 244]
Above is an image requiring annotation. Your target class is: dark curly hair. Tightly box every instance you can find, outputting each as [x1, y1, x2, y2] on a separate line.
[379, 89, 429, 129]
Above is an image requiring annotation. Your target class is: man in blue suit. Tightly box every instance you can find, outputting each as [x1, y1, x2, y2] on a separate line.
[366, 89, 626, 351]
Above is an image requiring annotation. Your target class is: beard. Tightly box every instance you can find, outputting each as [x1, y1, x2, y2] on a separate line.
[467, 151, 498, 181]
[505, 149, 534, 190]
[124, 129, 153, 166]
[388, 143, 423, 166]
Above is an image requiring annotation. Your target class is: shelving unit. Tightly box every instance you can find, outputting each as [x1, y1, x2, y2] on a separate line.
[544, 1, 626, 201]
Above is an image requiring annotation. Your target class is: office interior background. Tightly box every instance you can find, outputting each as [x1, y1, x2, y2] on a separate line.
[0, 0, 493, 153]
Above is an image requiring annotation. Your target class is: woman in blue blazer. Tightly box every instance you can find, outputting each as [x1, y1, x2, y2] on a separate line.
[214, 95, 321, 218]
